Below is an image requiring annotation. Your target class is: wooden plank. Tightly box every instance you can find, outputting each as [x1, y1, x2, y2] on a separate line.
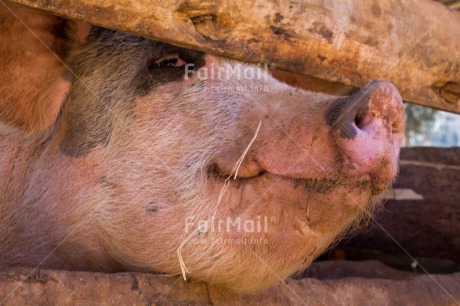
[4, 0, 460, 113]
[341, 147, 460, 262]
[0, 267, 459, 305]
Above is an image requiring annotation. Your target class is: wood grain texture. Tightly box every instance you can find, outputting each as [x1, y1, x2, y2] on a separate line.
[0, 267, 459, 305]
[5, 0, 460, 113]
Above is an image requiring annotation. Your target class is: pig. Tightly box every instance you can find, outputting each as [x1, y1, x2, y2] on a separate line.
[0, 4, 405, 292]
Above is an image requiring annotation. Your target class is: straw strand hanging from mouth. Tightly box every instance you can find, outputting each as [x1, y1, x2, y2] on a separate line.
[177, 121, 262, 281]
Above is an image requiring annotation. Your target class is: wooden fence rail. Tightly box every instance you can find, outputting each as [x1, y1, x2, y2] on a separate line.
[5, 0, 460, 113]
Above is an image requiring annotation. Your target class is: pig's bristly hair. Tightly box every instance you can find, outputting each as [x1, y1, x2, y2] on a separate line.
[177, 121, 262, 281]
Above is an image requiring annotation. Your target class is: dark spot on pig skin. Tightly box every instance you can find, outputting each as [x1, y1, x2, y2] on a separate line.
[147, 201, 159, 213]
[60, 27, 205, 157]
[60, 105, 114, 157]
[60, 94, 116, 157]
[325, 80, 378, 139]
[134, 48, 205, 96]
[147, 207, 158, 213]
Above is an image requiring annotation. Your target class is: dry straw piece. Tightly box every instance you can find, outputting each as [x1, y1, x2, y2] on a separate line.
[177, 121, 262, 280]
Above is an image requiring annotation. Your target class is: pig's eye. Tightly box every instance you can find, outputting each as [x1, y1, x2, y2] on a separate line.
[154, 54, 187, 68]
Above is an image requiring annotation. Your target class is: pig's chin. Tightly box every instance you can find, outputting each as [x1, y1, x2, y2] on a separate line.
[190, 165, 385, 291]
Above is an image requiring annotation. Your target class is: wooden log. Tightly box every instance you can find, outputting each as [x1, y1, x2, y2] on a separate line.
[4, 0, 460, 113]
[0, 267, 459, 305]
[341, 147, 460, 262]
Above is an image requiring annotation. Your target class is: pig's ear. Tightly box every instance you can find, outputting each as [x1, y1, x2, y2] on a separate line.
[0, 3, 90, 134]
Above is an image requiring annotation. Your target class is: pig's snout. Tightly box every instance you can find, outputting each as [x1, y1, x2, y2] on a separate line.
[326, 79, 405, 184]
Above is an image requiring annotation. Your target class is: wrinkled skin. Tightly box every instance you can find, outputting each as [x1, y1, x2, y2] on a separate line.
[0, 4, 404, 292]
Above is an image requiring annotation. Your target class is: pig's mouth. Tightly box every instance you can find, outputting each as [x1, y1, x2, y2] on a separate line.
[207, 163, 376, 197]
[292, 177, 344, 194]
[205, 163, 381, 241]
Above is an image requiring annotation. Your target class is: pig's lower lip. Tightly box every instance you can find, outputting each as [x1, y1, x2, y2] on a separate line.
[292, 177, 344, 194]
[207, 164, 368, 195]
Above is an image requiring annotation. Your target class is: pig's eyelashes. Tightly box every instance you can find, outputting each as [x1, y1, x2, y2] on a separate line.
[154, 54, 186, 68]
[133, 48, 205, 96]
[134, 54, 194, 96]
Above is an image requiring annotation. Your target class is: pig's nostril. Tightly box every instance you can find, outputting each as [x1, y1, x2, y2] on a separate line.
[354, 108, 372, 129]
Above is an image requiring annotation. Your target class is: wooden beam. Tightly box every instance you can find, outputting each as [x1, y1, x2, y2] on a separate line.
[1, 267, 459, 304]
[4, 0, 460, 113]
[341, 147, 460, 262]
